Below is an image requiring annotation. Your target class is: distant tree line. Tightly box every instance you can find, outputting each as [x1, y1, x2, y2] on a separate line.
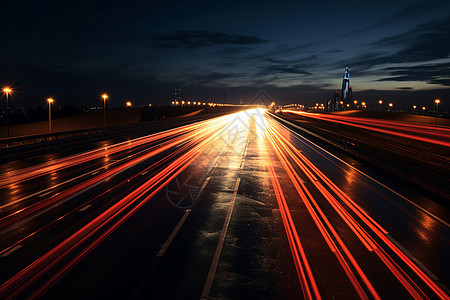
[0, 104, 78, 125]
[140, 106, 203, 121]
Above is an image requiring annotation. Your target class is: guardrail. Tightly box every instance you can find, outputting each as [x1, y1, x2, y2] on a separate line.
[0, 123, 140, 149]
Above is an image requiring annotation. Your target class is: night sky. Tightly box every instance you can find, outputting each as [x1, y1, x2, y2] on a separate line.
[2, 0, 450, 108]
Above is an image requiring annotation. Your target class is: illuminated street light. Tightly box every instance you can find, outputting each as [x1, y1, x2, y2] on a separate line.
[2, 86, 13, 137]
[412, 105, 416, 114]
[362, 102, 366, 110]
[378, 100, 383, 111]
[422, 106, 426, 115]
[354, 100, 358, 109]
[435, 99, 440, 126]
[47, 98, 54, 133]
[101, 93, 108, 127]
[126, 101, 132, 107]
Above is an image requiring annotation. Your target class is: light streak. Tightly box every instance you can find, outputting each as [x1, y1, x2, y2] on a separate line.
[265, 114, 449, 300]
[284, 110, 450, 148]
[0, 109, 265, 298]
[264, 143, 321, 300]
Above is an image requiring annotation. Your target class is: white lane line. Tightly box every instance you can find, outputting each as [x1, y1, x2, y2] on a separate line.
[276, 117, 450, 228]
[386, 235, 440, 281]
[157, 175, 211, 257]
[140, 170, 148, 176]
[1, 245, 23, 257]
[157, 209, 192, 257]
[201, 178, 240, 300]
[91, 171, 99, 175]
[79, 204, 92, 212]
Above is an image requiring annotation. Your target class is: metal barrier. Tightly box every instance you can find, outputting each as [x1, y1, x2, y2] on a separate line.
[0, 123, 139, 149]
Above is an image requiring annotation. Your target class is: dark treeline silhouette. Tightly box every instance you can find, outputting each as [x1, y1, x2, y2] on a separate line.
[0, 105, 79, 125]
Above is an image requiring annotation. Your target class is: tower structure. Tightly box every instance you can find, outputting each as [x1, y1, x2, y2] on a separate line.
[341, 67, 351, 109]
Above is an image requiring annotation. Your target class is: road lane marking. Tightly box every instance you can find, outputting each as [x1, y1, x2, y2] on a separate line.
[157, 175, 211, 256]
[1, 245, 22, 257]
[201, 177, 240, 300]
[140, 170, 148, 176]
[386, 235, 440, 281]
[79, 204, 92, 212]
[91, 171, 99, 175]
[157, 209, 191, 257]
[273, 115, 450, 228]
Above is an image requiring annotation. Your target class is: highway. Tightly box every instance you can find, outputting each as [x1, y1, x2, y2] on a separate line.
[0, 109, 449, 299]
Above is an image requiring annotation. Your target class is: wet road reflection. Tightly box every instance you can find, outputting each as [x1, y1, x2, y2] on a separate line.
[0, 109, 448, 299]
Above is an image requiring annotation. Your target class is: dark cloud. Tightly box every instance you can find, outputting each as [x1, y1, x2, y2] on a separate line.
[341, 1, 450, 37]
[185, 72, 246, 85]
[350, 17, 450, 68]
[140, 31, 269, 48]
[259, 65, 312, 76]
[396, 87, 413, 90]
[378, 62, 450, 86]
[264, 58, 289, 64]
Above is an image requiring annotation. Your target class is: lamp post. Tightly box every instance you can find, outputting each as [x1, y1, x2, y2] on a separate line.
[412, 105, 416, 114]
[362, 102, 366, 110]
[2, 87, 12, 138]
[422, 106, 426, 115]
[101, 93, 108, 127]
[435, 99, 440, 126]
[388, 103, 393, 111]
[47, 98, 54, 133]
[378, 100, 383, 111]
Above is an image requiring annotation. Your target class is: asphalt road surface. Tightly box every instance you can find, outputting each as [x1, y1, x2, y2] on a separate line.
[0, 109, 448, 299]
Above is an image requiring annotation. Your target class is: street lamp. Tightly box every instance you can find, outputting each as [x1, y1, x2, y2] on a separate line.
[47, 98, 54, 133]
[101, 93, 108, 126]
[354, 100, 358, 109]
[362, 102, 366, 110]
[412, 105, 416, 114]
[388, 103, 393, 111]
[126, 101, 132, 107]
[435, 99, 440, 126]
[2, 86, 13, 137]
[378, 100, 383, 111]
[422, 106, 426, 115]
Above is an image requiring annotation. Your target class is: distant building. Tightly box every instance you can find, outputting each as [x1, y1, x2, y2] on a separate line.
[328, 91, 340, 111]
[174, 88, 181, 105]
[341, 67, 352, 109]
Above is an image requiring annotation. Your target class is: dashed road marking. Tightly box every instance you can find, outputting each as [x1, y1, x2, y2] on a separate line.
[201, 177, 240, 299]
[157, 209, 191, 257]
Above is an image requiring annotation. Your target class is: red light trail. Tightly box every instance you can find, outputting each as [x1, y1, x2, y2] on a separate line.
[0, 109, 448, 299]
[283, 110, 450, 148]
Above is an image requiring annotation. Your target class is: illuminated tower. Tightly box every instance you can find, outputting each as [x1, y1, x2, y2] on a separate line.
[341, 67, 350, 109]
